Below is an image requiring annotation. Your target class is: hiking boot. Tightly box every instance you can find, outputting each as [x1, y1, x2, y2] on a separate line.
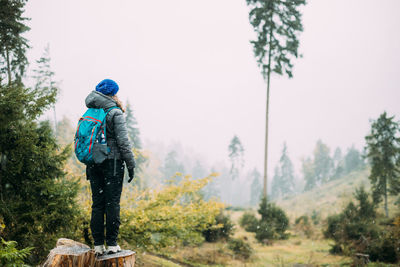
[107, 244, 121, 254]
[94, 245, 105, 256]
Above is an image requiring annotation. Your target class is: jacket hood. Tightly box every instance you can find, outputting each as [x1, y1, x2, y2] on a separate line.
[85, 91, 117, 109]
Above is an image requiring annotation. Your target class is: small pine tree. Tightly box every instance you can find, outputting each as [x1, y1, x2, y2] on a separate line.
[255, 197, 289, 242]
[0, 238, 33, 266]
[365, 112, 400, 217]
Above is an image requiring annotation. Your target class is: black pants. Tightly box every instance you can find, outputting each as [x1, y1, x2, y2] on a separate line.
[87, 159, 124, 246]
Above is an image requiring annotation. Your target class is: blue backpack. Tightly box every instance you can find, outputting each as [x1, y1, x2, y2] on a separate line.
[74, 107, 118, 164]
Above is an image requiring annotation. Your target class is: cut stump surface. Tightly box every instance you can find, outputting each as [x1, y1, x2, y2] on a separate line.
[42, 238, 135, 267]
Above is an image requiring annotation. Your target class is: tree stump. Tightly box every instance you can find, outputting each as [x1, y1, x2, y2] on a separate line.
[95, 250, 135, 267]
[42, 238, 135, 267]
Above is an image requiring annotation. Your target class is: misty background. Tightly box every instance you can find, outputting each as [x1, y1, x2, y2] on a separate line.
[23, 0, 400, 193]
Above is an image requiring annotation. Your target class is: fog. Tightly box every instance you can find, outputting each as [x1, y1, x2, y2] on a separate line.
[24, 0, 400, 180]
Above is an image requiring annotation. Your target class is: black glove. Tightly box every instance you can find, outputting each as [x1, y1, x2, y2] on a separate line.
[128, 168, 135, 183]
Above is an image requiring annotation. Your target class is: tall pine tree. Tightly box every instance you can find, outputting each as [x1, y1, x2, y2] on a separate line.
[0, 0, 29, 85]
[246, 0, 306, 197]
[365, 112, 400, 217]
[0, 2, 81, 264]
[228, 135, 244, 180]
[33, 45, 59, 135]
[125, 100, 147, 187]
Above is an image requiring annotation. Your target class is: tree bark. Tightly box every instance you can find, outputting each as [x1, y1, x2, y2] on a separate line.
[6, 47, 11, 85]
[263, 19, 273, 199]
[385, 177, 388, 217]
[43, 238, 136, 267]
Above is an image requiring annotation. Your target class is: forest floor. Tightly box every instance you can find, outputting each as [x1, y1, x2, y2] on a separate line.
[137, 210, 353, 267]
[136, 169, 399, 266]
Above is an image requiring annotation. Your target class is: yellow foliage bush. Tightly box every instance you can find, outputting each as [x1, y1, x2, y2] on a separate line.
[119, 173, 224, 250]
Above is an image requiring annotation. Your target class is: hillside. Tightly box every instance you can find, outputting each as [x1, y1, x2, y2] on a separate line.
[276, 168, 399, 221]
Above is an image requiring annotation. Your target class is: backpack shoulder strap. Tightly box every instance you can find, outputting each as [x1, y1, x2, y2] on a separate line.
[97, 107, 121, 140]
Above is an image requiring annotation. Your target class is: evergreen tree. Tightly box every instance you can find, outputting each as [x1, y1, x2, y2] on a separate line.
[343, 145, 365, 174]
[271, 143, 295, 198]
[302, 157, 315, 191]
[159, 150, 185, 184]
[0, 84, 81, 264]
[246, 0, 306, 197]
[271, 165, 280, 199]
[256, 197, 289, 241]
[125, 101, 142, 149]
[0, 5, 82, 263]
[202, 168, 220, 201]
[332, 147, 344, 179]
[0, 0, 30, 84]
[313, 140, 333, 184]
[250, 168, 262, 206]
[125, 101, 147, 187]
[192, 160, 207, 179]
[278, 143, 295, 196]
[33, 45, 59, 135]
[228, 135, 244, 180]
[365, 112, 400, 217]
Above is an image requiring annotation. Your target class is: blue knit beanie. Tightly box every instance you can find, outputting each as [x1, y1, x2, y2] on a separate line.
[95, 79, 119, 96]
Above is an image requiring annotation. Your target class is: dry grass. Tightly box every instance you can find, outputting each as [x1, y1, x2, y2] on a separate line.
[137, 169, 399, 266]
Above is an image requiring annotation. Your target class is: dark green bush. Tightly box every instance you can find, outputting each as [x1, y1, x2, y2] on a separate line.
[295, 215, 309, 225]
[294, 215, 313, 238]
[311, 210, 320, 225]
[239, 212, 258, 232]
[0, 238, 33, 266]
[255, 197, 289, 242]
[202, 212, 235, 242]
[227, 238, 253, 260]
[324, 186, 399, 263]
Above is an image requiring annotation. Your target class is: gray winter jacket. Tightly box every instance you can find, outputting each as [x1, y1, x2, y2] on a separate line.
[85, 91, 136, 170]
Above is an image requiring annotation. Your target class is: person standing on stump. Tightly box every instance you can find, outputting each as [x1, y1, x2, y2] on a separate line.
[84, 79, 135, 256]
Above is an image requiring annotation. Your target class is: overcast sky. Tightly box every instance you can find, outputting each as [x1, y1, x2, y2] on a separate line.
[24, 0, 400, 178]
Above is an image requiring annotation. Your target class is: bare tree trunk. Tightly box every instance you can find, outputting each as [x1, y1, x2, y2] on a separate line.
[385, 177, 388, 217]
[263, 26, 273, 199]
[6, 47, 11, 85]
[53, 105, 57, 137]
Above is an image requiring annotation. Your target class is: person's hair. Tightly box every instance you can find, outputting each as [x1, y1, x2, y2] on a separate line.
[111, 95, 125, 113]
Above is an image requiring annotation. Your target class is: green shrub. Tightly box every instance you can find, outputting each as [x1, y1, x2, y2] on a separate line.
[295, 215, 309, 225]
[227, 238, 253, 260]
[324, 186, 400, 263]
[311, 210, 320, 225]
[294, 215, 313, 238]
[239, 212, 258, 232]
[255, 197, 289, 242]
[0, 238, 32, 267]
[202, 211, 235, 242]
